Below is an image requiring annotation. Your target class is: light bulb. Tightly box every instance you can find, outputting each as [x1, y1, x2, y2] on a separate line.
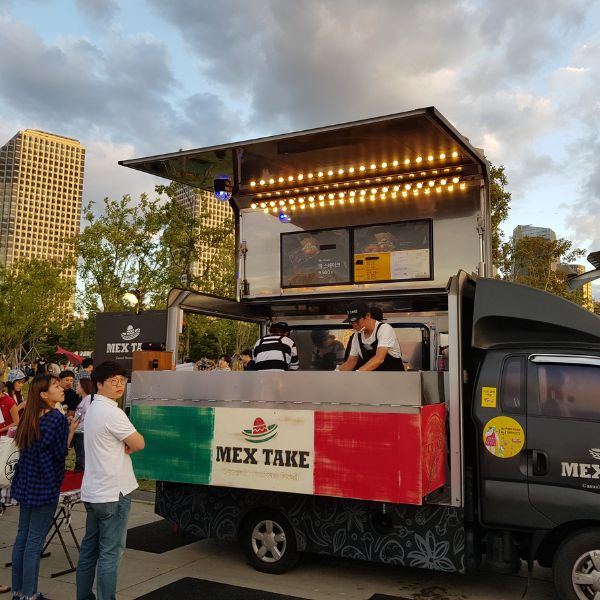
[448, 185, 454, 191]
[382, 186, 389, 192]
[338, 169, 344, 175]
[427, 155, 434, 161]
[429, 180, 435, 187]
[349, 167, 355, 173]
[263, 208, 268, 213]
[452, 151, 458, 158]
[327, 170, 334, 176]
[298, 174, 304, 180]
[371, 187, 377, 194]
[250, 181, 256, 187]
[370, 163, 377, 170]
[453, 177, 459, 183]
[269, 201, 275, 207]
[269, 178, 275, 184]
[318, 171, 324, 177]
[349, 190, 356, 197]
[441, 179, 447, 185]
[259, 179, 266, 185]
[251, 203, 257, 209]
[392, 160, 399, 167]
[416, 156, 422, 163]
[308, 173, 314, 179]
[417, 182, 423, 188]
[290, 199, 295, 204]
[359, 165, 366, 171]
[288, 176, 294, 182]
[404, 183, 411, 190]
[381, 162, 388, 168]
[279, 200, 285, 206]
[328, 193, 334, 199]
[404, 159, 410, 165]
[439, 153, 446, 159]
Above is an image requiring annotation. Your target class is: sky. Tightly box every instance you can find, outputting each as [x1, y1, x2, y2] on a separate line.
[1, 0, 599, 296]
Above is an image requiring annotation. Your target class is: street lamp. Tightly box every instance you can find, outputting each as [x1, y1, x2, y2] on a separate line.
[123, 289, 142, 315]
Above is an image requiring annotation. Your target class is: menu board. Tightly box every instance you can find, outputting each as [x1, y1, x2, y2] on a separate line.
[281, 228, 351, 288]
[353, 220, 432, 283]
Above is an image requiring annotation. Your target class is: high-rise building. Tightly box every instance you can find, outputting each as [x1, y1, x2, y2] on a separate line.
[512, 224, 558, 277]
[174, 185, 233, 281]
[513, 224, 557, 242]
[0, 130, 85, 292]
[558, 263, 595, 312]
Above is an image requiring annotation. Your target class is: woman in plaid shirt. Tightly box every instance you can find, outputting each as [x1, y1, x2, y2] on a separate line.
[10, 375, 78, 600]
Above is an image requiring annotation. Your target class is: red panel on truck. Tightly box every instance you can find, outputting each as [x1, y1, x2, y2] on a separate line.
[314, 407, 445, 504]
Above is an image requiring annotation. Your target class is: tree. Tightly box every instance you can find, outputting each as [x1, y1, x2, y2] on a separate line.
[489, 164, 512, 271]
[74, 185, 235, 315]
[73, 194, 166, 313]
[498, 235, 586, 303]
[155, 182, 235, 298]
[0, 257, 75, 364]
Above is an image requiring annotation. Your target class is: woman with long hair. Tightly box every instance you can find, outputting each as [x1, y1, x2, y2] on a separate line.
[72, 377, 94, 472]
[10, 374, 79, 600]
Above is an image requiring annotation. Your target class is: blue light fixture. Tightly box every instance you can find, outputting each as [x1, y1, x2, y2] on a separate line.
[279, 212, 291, 223]
[213, 175, 232, 202]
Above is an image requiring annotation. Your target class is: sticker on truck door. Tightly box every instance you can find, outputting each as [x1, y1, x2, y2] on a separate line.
[483, 416, 525, 458]
[481, 386, 497, 408]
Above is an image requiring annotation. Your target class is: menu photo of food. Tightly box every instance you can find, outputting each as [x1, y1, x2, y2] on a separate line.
[353, 220, 432, 283]
[281, 228, 351, 288]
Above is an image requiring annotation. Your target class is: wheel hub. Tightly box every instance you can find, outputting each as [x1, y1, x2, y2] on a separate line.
[572, 549, 600, 599]
[251, 519, 287, 563]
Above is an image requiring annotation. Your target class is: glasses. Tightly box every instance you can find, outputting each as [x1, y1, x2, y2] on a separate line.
[106, 377, 128, 387]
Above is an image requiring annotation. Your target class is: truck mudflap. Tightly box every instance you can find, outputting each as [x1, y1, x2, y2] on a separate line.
[156, 482, 466, 573]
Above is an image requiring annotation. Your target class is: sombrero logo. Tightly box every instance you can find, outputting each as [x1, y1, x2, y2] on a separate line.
[243, 418, 278, 443]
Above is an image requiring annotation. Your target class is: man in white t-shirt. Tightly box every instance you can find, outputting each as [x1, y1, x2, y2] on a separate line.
[76, 361, 145, 600]
[338, 301, 404, 372]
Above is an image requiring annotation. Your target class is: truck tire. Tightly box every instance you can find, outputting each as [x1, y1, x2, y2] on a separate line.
[241, 509, 299, 574]
[553, 528, 600, 600]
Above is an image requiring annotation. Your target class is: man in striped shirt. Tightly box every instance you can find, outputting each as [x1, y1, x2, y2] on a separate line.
[253, 322, 299, 371]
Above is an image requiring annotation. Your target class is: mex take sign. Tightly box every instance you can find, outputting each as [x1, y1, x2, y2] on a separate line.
[94, 310, 167, 372]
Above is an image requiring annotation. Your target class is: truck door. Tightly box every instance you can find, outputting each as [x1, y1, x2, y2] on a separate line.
[526, 355, 600, 524]
[473, 352, 548, 528]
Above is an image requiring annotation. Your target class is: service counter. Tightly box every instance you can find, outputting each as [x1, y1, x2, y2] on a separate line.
[129, 370, 447, 505]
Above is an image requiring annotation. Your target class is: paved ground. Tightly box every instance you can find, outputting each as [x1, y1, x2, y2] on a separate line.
[0, 493, 558, 600]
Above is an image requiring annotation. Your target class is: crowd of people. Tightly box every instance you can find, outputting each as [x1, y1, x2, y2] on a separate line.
[1, 359, 144, 600]
[0, 302, 402, 598]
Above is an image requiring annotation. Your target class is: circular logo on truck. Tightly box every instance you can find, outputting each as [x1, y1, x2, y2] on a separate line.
[483, 416, 525, 459]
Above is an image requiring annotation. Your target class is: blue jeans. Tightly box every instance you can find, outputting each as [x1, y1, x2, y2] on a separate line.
[76, 493, 132, 600]
[73, 431, 85, 471]
[11, 501, 57, 599]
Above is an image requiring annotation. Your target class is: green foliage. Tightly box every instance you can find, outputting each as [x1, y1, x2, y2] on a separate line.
[489, 164, 512, 270]
[72, 194, 166, 313]
[0, 257, 75, 363]
[184, 314, 259, 363]
[499, 235, 586, 303]
[155, 182, 235, 298]
[73, 184, 236, 315]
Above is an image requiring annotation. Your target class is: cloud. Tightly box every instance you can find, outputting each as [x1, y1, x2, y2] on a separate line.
[81, 138, 163, 211]
[74, 0, 118, 25]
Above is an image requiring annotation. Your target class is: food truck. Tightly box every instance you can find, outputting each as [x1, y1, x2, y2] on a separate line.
[120, 107, 600, 600]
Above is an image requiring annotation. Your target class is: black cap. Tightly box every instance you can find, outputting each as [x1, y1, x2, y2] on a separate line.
[270, 321, 290, 333]
[344, 300, 370, 323]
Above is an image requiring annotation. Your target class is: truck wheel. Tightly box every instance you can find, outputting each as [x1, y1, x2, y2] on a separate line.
[553, 528, 600, 600]
[241, 509, 299, 574]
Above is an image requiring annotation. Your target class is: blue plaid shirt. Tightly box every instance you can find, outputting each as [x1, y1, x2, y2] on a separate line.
[11, 409, 68, 507]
